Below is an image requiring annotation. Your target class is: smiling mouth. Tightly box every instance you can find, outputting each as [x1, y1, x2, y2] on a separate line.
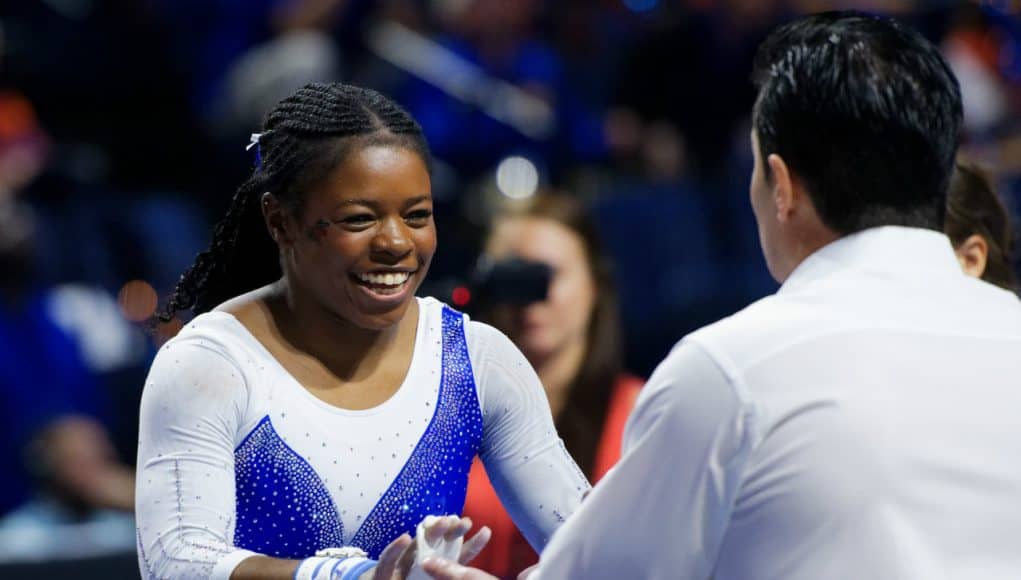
[352, 271, 415, 296]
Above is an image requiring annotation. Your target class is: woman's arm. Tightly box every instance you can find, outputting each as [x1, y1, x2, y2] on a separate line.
[136, 338, 263, 579]
[468, 323, 590, 552]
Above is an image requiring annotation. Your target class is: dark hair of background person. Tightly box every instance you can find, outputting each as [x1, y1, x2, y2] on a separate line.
[489, 195, 623, 477]
[751, 11, 963, 235]
[158, 83, 430, 321]
[946, 160, 1018, 291]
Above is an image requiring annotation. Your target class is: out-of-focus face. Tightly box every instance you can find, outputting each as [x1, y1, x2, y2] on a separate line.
[278, 145, 436, 330]
[750, 130, 785, 282]
[485, 216, 596, 364]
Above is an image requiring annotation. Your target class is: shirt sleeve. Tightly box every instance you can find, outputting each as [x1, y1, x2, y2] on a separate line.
[135, 338, 260, 580]
[531, 340, 756, 580]
[466, 322, 591, 553]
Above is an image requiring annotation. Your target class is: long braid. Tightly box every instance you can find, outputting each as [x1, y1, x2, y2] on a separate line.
[157, 83, 429, 322]
[157, 177, 262, 322]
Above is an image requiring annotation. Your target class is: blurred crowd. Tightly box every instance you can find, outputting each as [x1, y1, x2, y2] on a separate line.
[0, 0, 1019, 569]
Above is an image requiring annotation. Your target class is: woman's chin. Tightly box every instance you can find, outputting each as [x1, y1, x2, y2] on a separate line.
[518, 336, 558, 364]
[340, 280, 420, 331]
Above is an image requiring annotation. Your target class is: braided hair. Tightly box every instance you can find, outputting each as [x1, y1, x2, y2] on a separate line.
[158, 83, 430, 322]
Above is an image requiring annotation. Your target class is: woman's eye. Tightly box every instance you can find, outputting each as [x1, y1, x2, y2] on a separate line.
[405, 209, 433, 222]
[342, 214, 374, 225]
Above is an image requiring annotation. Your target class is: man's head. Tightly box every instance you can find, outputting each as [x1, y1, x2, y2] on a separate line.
[749, 11, 963, 282]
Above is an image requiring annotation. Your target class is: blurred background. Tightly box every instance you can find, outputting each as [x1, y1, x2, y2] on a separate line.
[0, 0, 1018, 576]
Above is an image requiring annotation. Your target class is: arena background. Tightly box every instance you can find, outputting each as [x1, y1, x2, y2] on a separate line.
[0, 0, 1018, 576]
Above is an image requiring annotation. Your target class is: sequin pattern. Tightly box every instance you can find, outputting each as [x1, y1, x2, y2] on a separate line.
[350, 306, 484, 557]
[234, 416, 345, 558]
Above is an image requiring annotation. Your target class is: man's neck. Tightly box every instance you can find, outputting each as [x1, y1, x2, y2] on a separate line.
[779, 227, 841, 283]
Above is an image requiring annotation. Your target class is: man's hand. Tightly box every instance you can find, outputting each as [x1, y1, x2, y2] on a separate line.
[418, 558, 499, 580]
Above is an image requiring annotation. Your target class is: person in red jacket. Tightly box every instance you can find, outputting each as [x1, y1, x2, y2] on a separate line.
[462, 194, 642, 579]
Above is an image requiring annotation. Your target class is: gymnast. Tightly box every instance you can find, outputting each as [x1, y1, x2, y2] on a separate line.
[134, 82, 588, 580]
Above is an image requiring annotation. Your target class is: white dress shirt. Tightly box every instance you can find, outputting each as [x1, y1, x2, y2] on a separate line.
[534, 226, 1021, 580]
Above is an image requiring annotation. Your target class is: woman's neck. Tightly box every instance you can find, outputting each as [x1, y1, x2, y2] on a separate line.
[268, 279, 414, 381]
[532, 337, 587, 420]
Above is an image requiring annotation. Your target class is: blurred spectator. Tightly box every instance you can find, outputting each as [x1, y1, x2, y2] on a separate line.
[0, 1, 214, 293]
[0, 1, 212, 195]
[946, 159, 1018, 291]
[943, 3, 1021, 180]
[217, 2, 350, 145]
[0, 200, 136, 560]
[0, 418, 137, 561]
[0, 92, 136, 561]
[0, 82, 208, 300]
[462, 194, 642, 579]
[610, 0, 787, 178]
[382, 0, 606, 180]
[943, 3, 1014, 136]
[149, 0, 350, 158]
[589, 179, 726, 374]
[213, 30, 342, 139]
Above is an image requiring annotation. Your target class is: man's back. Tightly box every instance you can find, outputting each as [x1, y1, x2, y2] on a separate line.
[691, 227, 1021, 579]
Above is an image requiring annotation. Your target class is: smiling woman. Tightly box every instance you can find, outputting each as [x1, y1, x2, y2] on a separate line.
[135, 83, 589, 580]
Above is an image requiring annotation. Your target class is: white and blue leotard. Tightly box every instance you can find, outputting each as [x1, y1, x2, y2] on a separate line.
[135, 297, 589, 579]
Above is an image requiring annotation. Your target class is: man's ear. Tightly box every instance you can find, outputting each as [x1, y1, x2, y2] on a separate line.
[955, 233, 989, 279]
[767, 154, 796, 223]
[261, 192, 292, 245]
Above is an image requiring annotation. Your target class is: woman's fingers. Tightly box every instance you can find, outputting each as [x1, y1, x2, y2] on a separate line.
[445, 516, 472, 542]
[458, 526, 492, 565]
[372, 533, 412, 579]
[424, 515, 453, 544]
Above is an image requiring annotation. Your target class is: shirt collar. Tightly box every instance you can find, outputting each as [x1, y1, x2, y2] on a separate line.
[778, 226, 963, 295]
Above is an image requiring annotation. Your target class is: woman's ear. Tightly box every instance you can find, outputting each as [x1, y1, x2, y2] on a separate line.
[955, 233, 989, 279]
[261, 192, 291, 245]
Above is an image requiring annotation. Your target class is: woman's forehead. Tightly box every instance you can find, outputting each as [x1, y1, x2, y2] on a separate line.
[304, 145, 431, 210]
[489, 216, 586, 263]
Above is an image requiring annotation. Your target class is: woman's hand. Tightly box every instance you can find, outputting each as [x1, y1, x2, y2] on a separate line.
[368, 516, 492, 580]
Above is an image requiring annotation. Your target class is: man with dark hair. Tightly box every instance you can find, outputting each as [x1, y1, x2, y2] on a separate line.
[423, 11, 1021, 580]
[752, 11, 961, 236]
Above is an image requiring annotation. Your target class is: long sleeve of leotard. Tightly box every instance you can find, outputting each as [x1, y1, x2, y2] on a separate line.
[466, 321, 591, 552]
[135, 338, 260, 580]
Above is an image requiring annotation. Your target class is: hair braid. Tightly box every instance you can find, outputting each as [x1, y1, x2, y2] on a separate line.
[157, 83, 429, 322]
[158, 176, 262, 321]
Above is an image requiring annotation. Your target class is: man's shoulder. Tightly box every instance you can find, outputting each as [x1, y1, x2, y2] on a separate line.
[684, 292, 848, 372]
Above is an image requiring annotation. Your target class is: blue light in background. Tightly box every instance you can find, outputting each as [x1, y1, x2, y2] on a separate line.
[623, 0, 658, 14]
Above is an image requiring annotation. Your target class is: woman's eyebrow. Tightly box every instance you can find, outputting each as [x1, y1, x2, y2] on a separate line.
[402, 195, 431, 209]
[329, 196, 430, 211]
[332, 198, 379, 209]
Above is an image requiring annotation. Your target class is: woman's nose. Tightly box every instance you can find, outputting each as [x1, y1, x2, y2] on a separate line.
[371, 217, 412, 258]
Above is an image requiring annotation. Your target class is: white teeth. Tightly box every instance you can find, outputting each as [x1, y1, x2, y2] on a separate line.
[357, 271, 410, 286]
